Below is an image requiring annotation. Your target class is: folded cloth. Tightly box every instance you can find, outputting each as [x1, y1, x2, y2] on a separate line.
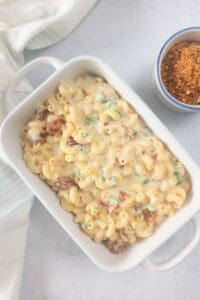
[0, 0, 97, 63]
[0, 1, 97, 299]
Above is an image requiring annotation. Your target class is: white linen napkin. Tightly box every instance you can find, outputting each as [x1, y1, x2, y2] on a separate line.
[0, 1, 97, 299]
[0, 0, 97, 63]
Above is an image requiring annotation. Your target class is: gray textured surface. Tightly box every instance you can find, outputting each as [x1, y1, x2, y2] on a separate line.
[20, 0, 200, 299]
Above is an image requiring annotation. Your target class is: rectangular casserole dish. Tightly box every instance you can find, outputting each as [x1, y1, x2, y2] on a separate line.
[1, 56, 200, 272]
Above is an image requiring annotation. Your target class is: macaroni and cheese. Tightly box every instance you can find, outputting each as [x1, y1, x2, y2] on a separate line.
[22, 75, 190, 254]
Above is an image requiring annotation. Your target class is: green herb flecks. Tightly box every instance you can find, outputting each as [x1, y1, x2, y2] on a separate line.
[84, 112, 99, 126]
[73, 167, 80, 177]
[142, 126, 153, 136]
[109, 176, 117, 186]
[105, 98, 117, 108]
[77, 145, 86, 151]
[135, 176, 149, 185]
[115, 109, 123, 118]
[133, 129, 138, 137]
[143, 178, 149, 184]
[107, 116, 113, 122]
[109, 195, 120, 206]
[82, 132, 90, 138]
[37, 104, 45, 112]
[96, 91, 117, 108]
[96, 92, 108, 103]
[174, 171, 183, 185]
[146, 203, 156, 212]
[101, 176, 106, 182]
[85, 116, 93, 126]
[81, 222, 88, 230]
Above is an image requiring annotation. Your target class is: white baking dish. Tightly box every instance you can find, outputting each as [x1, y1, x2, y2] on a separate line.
[1, 56, 200, 272]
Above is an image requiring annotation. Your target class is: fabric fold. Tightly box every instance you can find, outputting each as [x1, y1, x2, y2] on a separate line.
[0, 0, 98, 61]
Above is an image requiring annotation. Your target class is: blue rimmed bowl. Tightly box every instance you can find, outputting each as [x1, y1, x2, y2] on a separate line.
[153, 26, 200, 112]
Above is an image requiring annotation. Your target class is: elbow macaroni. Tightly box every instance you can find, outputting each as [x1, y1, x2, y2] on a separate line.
[22, 75, 190, 254]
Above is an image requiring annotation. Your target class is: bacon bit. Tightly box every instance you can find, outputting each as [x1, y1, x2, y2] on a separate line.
[82, 89, 89, 97]
[115, 156, 119, 164]
[102, 240, 129, 254]
[67, 136, 79, 146]
[40, 131, 49, 139]
[59, 115, 66, 124]
[99, 200, 107, 208]
[36, 109, 50, 121]
[115, 156, 124, 169]
[100, 201, 118, 214]
[121, 123, 134, 139]
[119, 190, 127, 201]
[46, 119, 62, 135]
[107, 203, 117, 214]
[149, 149, 158, 160]
[53, 178, 78, 190]
[103, 121, 109, 126]
[143, 209, 155, 222]
[133, 204, 142, 211]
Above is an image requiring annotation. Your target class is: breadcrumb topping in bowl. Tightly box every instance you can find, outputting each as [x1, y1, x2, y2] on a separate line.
[161, 41, 200, 105]
[154, 26, 200, 112]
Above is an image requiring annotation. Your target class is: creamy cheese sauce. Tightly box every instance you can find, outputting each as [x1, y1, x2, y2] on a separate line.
[22, 75, 190, 254]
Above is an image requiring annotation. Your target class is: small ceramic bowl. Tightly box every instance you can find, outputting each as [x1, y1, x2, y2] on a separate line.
[153, 26, 200, 112]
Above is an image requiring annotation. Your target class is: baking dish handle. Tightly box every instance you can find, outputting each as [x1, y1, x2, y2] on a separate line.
[4, 56, 64, 113]
[142, 213, 200, 271]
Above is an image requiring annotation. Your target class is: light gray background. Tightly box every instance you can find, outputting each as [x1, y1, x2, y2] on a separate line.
[20, 0, 200, 299]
